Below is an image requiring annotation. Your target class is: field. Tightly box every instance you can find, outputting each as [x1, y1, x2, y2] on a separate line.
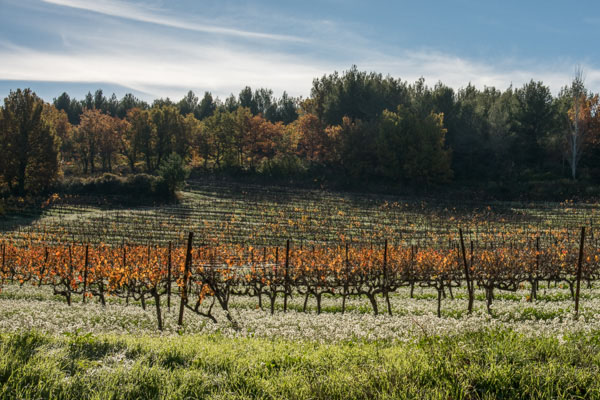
[2, 180, 600, 399]
[2, 283, 600, 399]
[4, 180, 599, 246]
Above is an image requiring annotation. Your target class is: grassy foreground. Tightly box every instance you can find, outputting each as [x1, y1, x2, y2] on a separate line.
[1, 329, 599, 399]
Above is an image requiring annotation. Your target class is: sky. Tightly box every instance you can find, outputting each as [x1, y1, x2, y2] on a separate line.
[1, 0, 599, 102]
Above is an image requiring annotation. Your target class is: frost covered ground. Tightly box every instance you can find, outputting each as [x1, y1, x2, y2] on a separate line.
[2, 283, 599, 342]
[3, 284, 600, 399]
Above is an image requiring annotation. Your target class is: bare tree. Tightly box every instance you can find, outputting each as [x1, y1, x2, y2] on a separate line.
[566, 68, 586, 180]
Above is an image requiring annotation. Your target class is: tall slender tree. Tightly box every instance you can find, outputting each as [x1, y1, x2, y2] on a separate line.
[566, 69, 587, 180]
[0, 89, 59, 194]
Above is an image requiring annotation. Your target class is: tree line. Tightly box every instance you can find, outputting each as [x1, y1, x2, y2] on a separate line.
[0, 66, 598, 196]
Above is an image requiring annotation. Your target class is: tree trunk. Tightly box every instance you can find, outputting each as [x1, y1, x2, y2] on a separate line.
[303, 291, 310, 312]
[269, 293, 276, 315]
[437, 285, 443, 318]
[153, 289, 163, 331]
[367, 293, 378, 316]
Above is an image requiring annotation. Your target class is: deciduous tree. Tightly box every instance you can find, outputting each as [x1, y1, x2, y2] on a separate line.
[376, 106, 452, 183]
[0, 89, 59, 194]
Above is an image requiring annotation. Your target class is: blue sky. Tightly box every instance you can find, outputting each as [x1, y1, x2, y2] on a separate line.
[1, 0, 599, 102]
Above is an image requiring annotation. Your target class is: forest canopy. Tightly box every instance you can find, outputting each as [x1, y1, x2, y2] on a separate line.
[1, 66, 599, 198]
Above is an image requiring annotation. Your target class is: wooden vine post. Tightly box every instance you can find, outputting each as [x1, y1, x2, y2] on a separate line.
[38, 247, 48, 287]
[383, 239, 392, 315]
[284, 239, 290, 313]
[575, 226, 586, 318]
[67, 245, 73, 306]
[123, 245, 129, 305]
[178, 232, 194, 326]
[167, 241, 172, 311]
[82, 243, 89, 303]
[459, 228, 474, 314]
[1, 242, 4, 280]
[342, 242, 349, 314]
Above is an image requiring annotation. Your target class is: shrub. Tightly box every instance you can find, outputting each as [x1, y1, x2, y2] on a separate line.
[259, 155, 306, 178]
[126, 174, 160, 194]
[59, 173, 168, 200]
[157, 154, 189, 196]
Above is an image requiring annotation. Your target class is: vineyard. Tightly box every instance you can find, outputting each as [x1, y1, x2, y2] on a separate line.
[2, 181, 600, 328]
[3, 182, 600, 398]
[0, 224, 597, 329]
[3, 180, 600, 246]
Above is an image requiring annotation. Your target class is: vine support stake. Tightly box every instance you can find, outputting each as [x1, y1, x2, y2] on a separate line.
[459, 228, 473, 314]
[1, 242, 4, 277]
[178, 232, 194, 327]
[167, 241, 172, 311]
[575, 226, 586, 318]
[83, 243, 89, 303]
[342, 242, 349, 314]
[284, 239, 290, 313]
[383, 238, 392, 315]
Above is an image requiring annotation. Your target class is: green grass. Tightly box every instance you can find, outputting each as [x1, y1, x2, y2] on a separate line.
[1, 329, 600, 399]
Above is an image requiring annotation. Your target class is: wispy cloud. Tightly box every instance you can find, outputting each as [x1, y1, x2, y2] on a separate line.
[40, 0, 306, 42]
[0, 38, 329, 99]
[0, 0, 595, 101]
[2, 37, 591, 101]
[365, 50, 587, 94]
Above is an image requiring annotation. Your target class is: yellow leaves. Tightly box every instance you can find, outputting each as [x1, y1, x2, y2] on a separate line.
[3, 223, 598, 302]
